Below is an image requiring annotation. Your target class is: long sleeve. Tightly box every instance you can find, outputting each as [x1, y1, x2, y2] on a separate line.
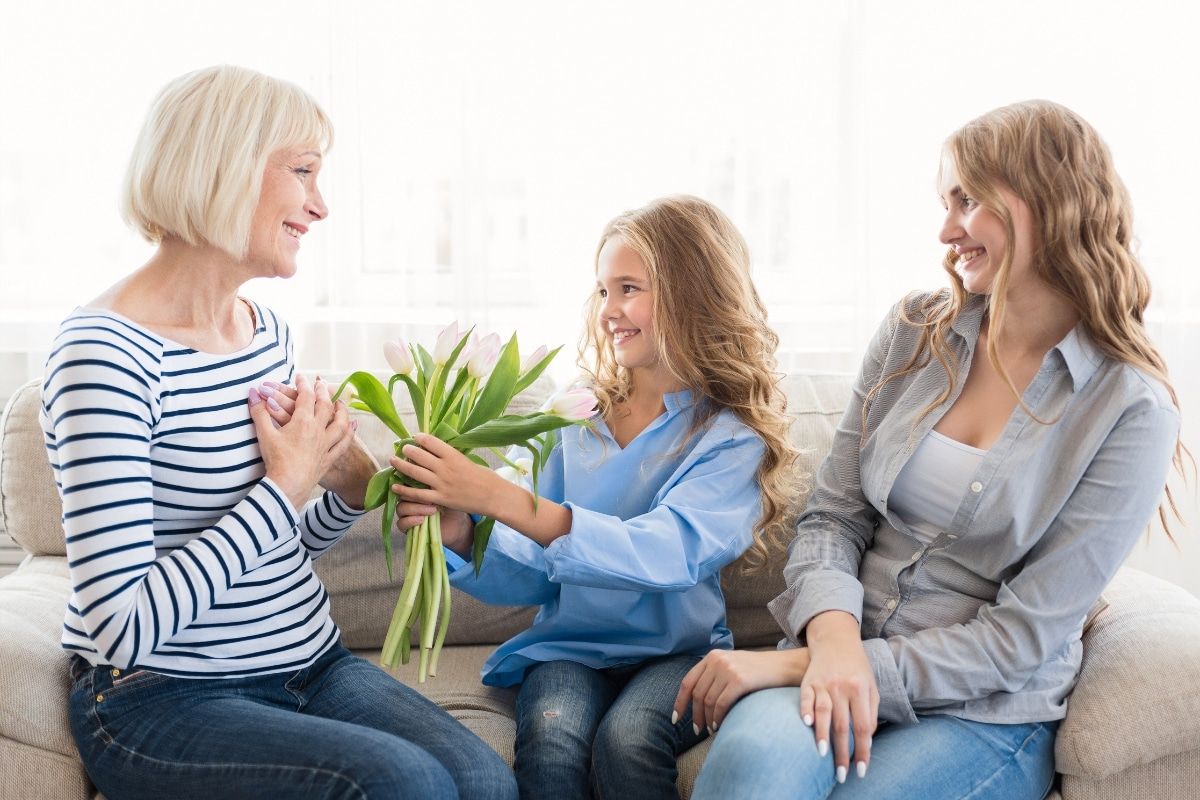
[541, 425, 763, 592]
[297, 491, 363, 558]
[45, 330, 299, 670]
[863, 402, 1179, 723]
[768, 305, 898, 639]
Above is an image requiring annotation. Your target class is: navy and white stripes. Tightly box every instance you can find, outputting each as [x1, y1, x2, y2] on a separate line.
[41, 302, 362, 677]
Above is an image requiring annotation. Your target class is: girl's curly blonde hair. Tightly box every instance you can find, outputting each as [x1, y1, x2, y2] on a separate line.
[578, 195, 802, 570]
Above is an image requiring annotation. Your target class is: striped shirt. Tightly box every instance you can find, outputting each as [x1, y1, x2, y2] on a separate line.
[41, 301, 362, 678]
[769, 291, 1179, 725]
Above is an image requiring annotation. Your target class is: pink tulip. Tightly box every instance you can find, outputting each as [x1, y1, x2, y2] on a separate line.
[520, 344, 549, 375]
[544, 388, 599, 421]
[466, 333, 502, 379]
[383, 338, 415, 375]
[433, 321, 461, 365]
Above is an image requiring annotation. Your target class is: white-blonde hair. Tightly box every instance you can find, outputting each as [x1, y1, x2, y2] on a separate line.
[121, 64, 333, 259]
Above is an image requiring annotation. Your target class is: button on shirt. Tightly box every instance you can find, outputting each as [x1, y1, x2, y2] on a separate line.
[448, 390, 765, 687]
[768, 291, 1179, 725]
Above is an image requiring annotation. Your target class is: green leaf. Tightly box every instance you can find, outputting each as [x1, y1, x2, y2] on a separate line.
[393, 374, 425, 430]
[472, 516, 496, 576]
[335, 372, 409, 439]
[415, 345, 435, 385]
[466, 452, 490, 468]
[382, 489, 398, 581]
[428, 331, 473, 423]
[513, 344, 562, 395]
[461, 334, 521, 432]
[448, 414, 579, 449]
[434, 368, 472, 429]
[363, 466, 394, 511]
[348, 400, 372, 413]
[431, 420, 461, 441]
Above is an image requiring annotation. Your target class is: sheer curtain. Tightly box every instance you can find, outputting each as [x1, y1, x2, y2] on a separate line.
[1, 0, 1196, 586]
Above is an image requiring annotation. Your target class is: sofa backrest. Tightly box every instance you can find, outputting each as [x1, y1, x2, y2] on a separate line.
[0, 372, 853, 649]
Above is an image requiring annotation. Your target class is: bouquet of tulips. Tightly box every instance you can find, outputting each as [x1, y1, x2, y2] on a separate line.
[333, 322, 596, 681]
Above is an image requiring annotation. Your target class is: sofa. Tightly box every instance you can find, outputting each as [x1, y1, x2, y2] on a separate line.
[2, 371, 1200, 800]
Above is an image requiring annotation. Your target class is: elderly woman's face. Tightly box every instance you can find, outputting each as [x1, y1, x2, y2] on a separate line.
[246, 147, 327, 278]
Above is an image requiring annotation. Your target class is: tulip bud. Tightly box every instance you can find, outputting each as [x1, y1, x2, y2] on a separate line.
[383, 338, 415, 375]
[520, 345, 549, 375]
[433, 321, 461, 365]
[495, 465, 521, 485]
[544, 388, 599, 421]
[467, 333, 502, 379]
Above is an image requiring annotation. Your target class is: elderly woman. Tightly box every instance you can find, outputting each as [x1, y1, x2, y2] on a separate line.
[42, 65, 517, 800]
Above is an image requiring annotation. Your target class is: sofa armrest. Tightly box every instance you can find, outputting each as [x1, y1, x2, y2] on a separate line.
[1055, 567, 1200, 779]
[0, 556, 79, 760]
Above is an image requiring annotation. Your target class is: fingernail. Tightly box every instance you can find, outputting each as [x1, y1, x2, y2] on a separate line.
[693, 723, 700, 736]
[259, 384, 275, 398]
[711, 721, 718, 732]
[803, 714, 813, 726]
[857, 761, 867, 779]
[248, 388, 262, 406]
[351, 420, 359, 431]
[818, 739, 828, 757]
[670, 710, 678, 725]
[836, 765, 847, 784]
[267, 397, 282, 411]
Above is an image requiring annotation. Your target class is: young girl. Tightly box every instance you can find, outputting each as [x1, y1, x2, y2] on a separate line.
[676, 101, 1184, 800]
[391, 195, 798, 799]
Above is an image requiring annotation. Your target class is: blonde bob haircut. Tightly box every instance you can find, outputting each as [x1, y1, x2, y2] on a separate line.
[121, 65, 333, 259]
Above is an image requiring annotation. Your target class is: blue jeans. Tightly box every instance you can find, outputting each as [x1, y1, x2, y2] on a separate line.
[692, 687, 1058, 800]
[514, 655, 707, 800]
[68, 643, 517, 800]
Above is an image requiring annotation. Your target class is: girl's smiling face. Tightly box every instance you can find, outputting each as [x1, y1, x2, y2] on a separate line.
[596, 236, 659, 374]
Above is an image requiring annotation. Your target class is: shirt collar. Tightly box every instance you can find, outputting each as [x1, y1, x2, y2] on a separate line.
[663, 388, 697, 414]
[951, 293, 1101, 392]
[1051, 324, 1103, 392]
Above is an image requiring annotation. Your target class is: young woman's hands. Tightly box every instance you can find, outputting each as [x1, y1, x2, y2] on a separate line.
[254, 379, 378, 508]
[802, 610, 880, 783]
[249, 374, 355, 511]
[672, 648, 810, 735]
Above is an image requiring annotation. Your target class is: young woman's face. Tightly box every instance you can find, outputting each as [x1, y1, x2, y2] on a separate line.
[938, 159, 1035, 295]
[596, 237, 659, 373]
[246, 147, 327, 278]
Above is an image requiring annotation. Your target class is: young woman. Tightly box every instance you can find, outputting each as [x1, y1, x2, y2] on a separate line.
[390, 195, 799, 799]
[43, 65, 516, 800]
[677, 100, 1184, 800]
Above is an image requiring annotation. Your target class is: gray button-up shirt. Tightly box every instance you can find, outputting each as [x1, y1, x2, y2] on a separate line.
[769, 291, 1180, 725]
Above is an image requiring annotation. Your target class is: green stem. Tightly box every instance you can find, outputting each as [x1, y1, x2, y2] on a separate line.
[490, 447, 524, 470]
[430, 515, 452, 678]
[382, 518, 427, 667]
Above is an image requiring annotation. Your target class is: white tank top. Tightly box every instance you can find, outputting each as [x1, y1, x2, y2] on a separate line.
[888, 430, 986, 544]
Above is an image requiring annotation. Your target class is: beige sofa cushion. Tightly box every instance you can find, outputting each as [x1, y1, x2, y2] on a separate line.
[0, 381, 60, 558]
[1055, 567, 1200, 780]
[0, 556, 77, 760]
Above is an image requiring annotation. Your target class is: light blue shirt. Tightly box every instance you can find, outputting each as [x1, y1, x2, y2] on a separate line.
[448, 390, 766, 687]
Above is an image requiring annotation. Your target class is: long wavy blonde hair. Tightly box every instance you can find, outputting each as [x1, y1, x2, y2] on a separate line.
[865, 100, 1188, 533]
[579, 195, 801, 569]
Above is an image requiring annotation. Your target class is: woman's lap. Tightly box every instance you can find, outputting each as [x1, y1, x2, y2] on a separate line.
[693, 686, 1057, 800]
[69, 644, 515, 800]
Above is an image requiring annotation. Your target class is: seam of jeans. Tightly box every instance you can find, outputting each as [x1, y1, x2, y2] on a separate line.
[95, 732, 370, 797]
[959, 723, 1052, 800]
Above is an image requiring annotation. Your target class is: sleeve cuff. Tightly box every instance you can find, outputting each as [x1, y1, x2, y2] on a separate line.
[768, 569, 864, 645]
[444, 546, 468, 572]
[862, 637, 918, 724]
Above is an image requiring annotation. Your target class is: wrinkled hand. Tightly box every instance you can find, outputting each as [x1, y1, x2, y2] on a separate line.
[249, 374, 354, 511]
[673, 649, 810, 735]
[389, 434, 507, 519]
[801, 611, 879, 783]
[255, 379, 376, 508]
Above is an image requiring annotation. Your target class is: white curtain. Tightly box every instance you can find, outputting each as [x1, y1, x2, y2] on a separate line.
[1, 0, 1196, 585]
